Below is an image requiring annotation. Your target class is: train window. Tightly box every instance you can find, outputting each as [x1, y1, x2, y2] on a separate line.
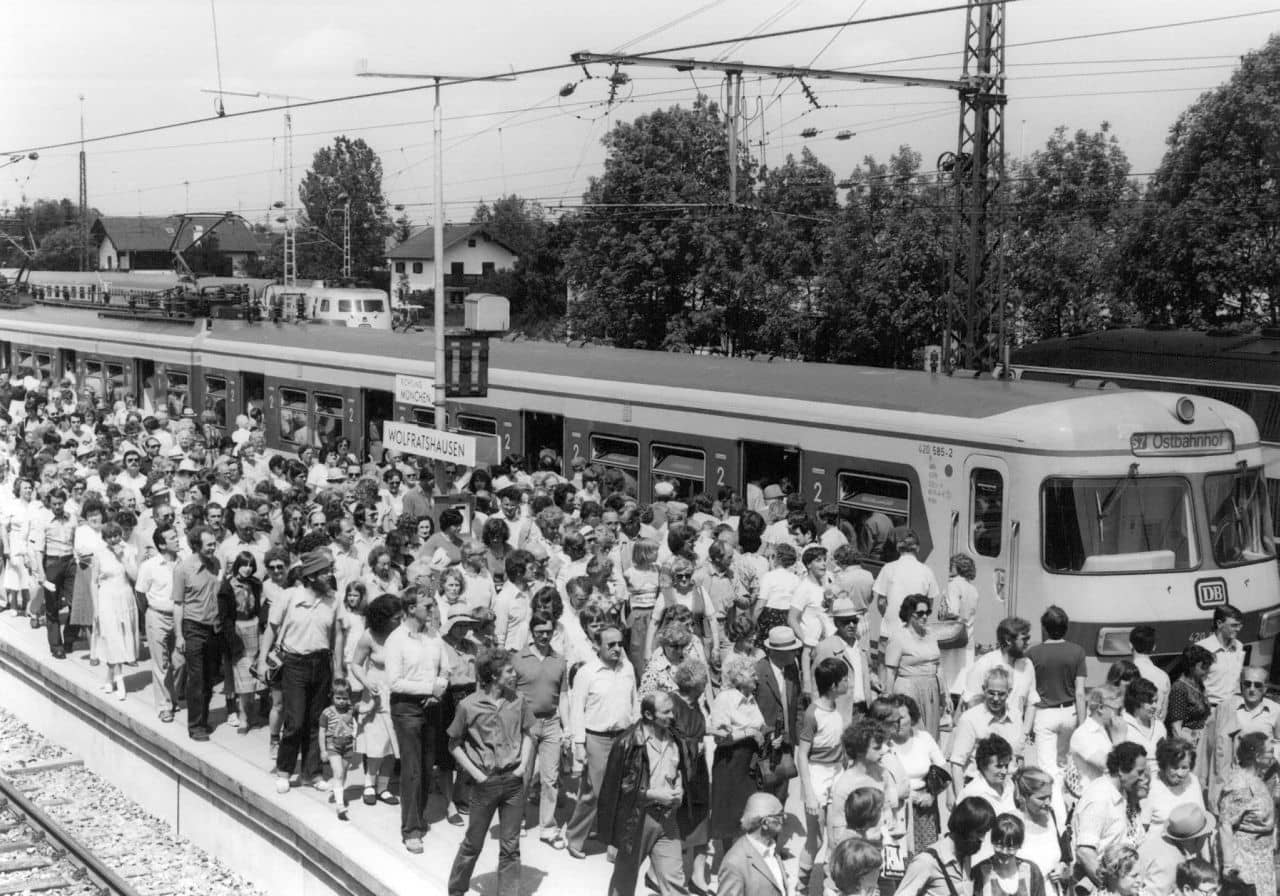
[15, 349, 33, 377]
[650, 444, 706, 501]
[166, 371, 189, 417]
[456, 414, 497, 435]
[278, 388, 311, 445]
[1042, 476, 1198, 574]
[838, 472, 910, 563]
[363, 299, 385, 312]
[338, 300, 352, 312]
[319, 300, 330, 313]
[971, 469, 1004, 557]
[315, 393, 345, 446]
[35, 353, 52, 383]
[1204, 467, 1275, 567]
[410, 407, 436, 428]
[205, 375, 228, 430]
[457, 414, 500, 468]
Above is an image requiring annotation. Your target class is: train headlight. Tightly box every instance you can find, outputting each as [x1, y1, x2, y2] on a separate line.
[1260, 609, 1280, 640]
[1175, 396, 1196, 424]
[1096, 627, 1133, 658]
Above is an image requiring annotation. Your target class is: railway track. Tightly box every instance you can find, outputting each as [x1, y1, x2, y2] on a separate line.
[0, 715, 265, 896]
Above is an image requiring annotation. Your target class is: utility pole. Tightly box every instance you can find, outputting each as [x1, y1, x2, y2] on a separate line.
[725, 70, 739, 204]
[341, 196, 352, 281]
[78, 94, 88, 272]
[942, 0, 1008, 373]
[355, 66, 513, 440]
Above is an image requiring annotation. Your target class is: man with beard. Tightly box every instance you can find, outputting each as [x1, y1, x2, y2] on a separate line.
[1073, 742, 1151, 890]
[173, 526, 224, 741]
[895, 797, 996, 895]
[257, 550, 345, 792]
[960, 616, 1038, 735]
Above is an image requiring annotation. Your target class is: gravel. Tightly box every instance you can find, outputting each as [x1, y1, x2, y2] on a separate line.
[0, 706, 269, 896]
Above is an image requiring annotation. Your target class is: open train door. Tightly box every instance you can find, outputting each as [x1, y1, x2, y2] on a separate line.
[961, 454, 1014, 653]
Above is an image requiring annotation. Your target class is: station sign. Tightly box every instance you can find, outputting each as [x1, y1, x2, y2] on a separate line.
[384, 421, 476, 466]
[395, 374, 434, 406]
[1129, 430, 1234, 457]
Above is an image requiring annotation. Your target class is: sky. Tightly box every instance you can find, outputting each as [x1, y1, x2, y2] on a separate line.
[3, 0, 1278, 227]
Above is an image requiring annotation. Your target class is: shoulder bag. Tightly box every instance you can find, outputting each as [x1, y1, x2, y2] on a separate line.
[923, 848, 960, 896]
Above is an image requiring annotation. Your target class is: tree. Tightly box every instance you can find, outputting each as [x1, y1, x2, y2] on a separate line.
[1118, 35, 1280, 325]
[816, 147, 951, 367]
[468, 195, 567, 334]
[1005, 123, 1137, 340]
[563, 95, 747, 349]
[297, 136, 392, 284]
[1, 198, 97, 267]
[33, 225, 84, 271]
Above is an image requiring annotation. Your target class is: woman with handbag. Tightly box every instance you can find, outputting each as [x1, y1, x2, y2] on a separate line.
[890, 694, 950, 855]
[708, 653, 770, 861]
[884, 595, 945, 740]
[938, 554, 978, 701]
[1011, 767, 1072, 896]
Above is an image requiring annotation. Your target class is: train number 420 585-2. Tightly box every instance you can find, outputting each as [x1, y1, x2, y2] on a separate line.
[918, 442, 953, 459]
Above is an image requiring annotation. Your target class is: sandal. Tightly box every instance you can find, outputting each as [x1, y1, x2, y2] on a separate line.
[540, 832, 567, 849]
[362, 787, 377, 806]
[378, 790, 400, 806]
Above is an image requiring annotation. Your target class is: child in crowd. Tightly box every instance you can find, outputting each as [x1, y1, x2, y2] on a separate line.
[319, 679, 360, 820]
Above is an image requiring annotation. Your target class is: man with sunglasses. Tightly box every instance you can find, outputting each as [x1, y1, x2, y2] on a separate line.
[717, 792, 791, 896]
[1208, 665, 1280, 802]
[566, 623, 638, 859]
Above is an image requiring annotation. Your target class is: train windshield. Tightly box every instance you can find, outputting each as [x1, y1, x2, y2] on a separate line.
[1042, 475, 1198, 573]
[361, 299, 385, 312]
[1205, 467, 1275, 567]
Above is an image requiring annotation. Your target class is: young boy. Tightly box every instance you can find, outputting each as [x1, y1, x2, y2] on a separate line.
[318, 679, 359, 820]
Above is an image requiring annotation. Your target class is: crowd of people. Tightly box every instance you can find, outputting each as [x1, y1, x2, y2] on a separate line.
[0, 372, 1273, 896]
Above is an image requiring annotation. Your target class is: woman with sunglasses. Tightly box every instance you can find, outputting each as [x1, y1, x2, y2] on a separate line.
[883, 594, 946, 740]
[645, 555, 719, 664]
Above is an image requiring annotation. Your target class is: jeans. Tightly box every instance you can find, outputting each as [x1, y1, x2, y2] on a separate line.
[525, 715, 563, 833]
[447, 771, 525, 896]
[42, 555, 76, 653]
[145, 608, 185, 713]
[275, 651, 332, 780]
[182, 620, 225, 737]
[609, 807, 687, 896]
[391, 695, 440, 840]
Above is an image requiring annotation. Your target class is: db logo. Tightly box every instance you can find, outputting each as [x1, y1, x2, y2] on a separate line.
[1195, 577, 1228, 610]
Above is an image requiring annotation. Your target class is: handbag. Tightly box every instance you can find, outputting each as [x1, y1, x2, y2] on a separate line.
[923, 763, 952, 796]
[1063, 757, 1083, 800]
[929, 620, 968, 650]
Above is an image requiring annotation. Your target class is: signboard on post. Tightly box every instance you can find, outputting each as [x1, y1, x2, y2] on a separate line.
[383, 420, 477, 467]
[395, 374, 434, 406]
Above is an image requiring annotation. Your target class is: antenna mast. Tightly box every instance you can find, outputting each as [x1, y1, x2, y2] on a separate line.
[78, 94, 88, 272]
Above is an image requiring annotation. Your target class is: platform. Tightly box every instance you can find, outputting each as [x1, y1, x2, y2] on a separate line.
[0, 612, 628, 896]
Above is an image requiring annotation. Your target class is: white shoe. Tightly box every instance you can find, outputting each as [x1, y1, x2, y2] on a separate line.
[116, 686, 127, 702]
[226, 714, 241, 729]
[100, 682, 115, 693]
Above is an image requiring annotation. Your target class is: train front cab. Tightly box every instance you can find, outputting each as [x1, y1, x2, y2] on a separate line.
[1000, 399, 1280, 683]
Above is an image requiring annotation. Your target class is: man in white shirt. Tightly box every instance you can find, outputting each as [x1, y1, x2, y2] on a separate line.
[1130, 624, 1170, 722]
[459, 541, 498, 613]
[565, 624, 637, 859]
[961, 616, 1039, 735]
[1074, 743, 1150, 890]
[1208, 665, 1280, 803]
[135, 523, 184, 722]
[872, 530, 940, 648]
[493, 551, 535, 652]
[1196, 604, 1245, 708]
[1068, 685, 1127, 791]
[949, 666, 1026, 789]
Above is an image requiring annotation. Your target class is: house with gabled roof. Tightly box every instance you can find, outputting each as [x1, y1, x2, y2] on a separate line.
[385, 224, 518, 308]
[93, 214, 262, 276]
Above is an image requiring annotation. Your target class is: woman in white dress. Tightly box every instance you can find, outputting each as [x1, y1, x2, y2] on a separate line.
[1, 478, 39, 614]
[91, 521, 140, 700]
[940, 553, 979, 700]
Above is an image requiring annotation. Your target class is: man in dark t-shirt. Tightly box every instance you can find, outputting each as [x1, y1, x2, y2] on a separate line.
[1026, 604, 1087, 781]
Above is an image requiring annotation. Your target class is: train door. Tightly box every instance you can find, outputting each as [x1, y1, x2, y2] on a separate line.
[137, 359, 156, 413]
[58, 349, 76, 385]
[524, 412, 564, 469]
[242, 372, 265, 422]
[741, 440, 801, 503]
[363, 388, 394, 462]
[962, 454, 1013, 647]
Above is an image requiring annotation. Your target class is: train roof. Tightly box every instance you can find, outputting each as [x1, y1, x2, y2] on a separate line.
[0, 304, 1099, 418]
[1011, 327, 1280, 387]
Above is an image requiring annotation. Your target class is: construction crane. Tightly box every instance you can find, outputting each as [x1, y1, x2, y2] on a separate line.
[572, 0, 1008, 373]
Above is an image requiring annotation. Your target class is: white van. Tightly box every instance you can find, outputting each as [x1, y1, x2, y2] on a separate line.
[305, 287, 391, 329]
